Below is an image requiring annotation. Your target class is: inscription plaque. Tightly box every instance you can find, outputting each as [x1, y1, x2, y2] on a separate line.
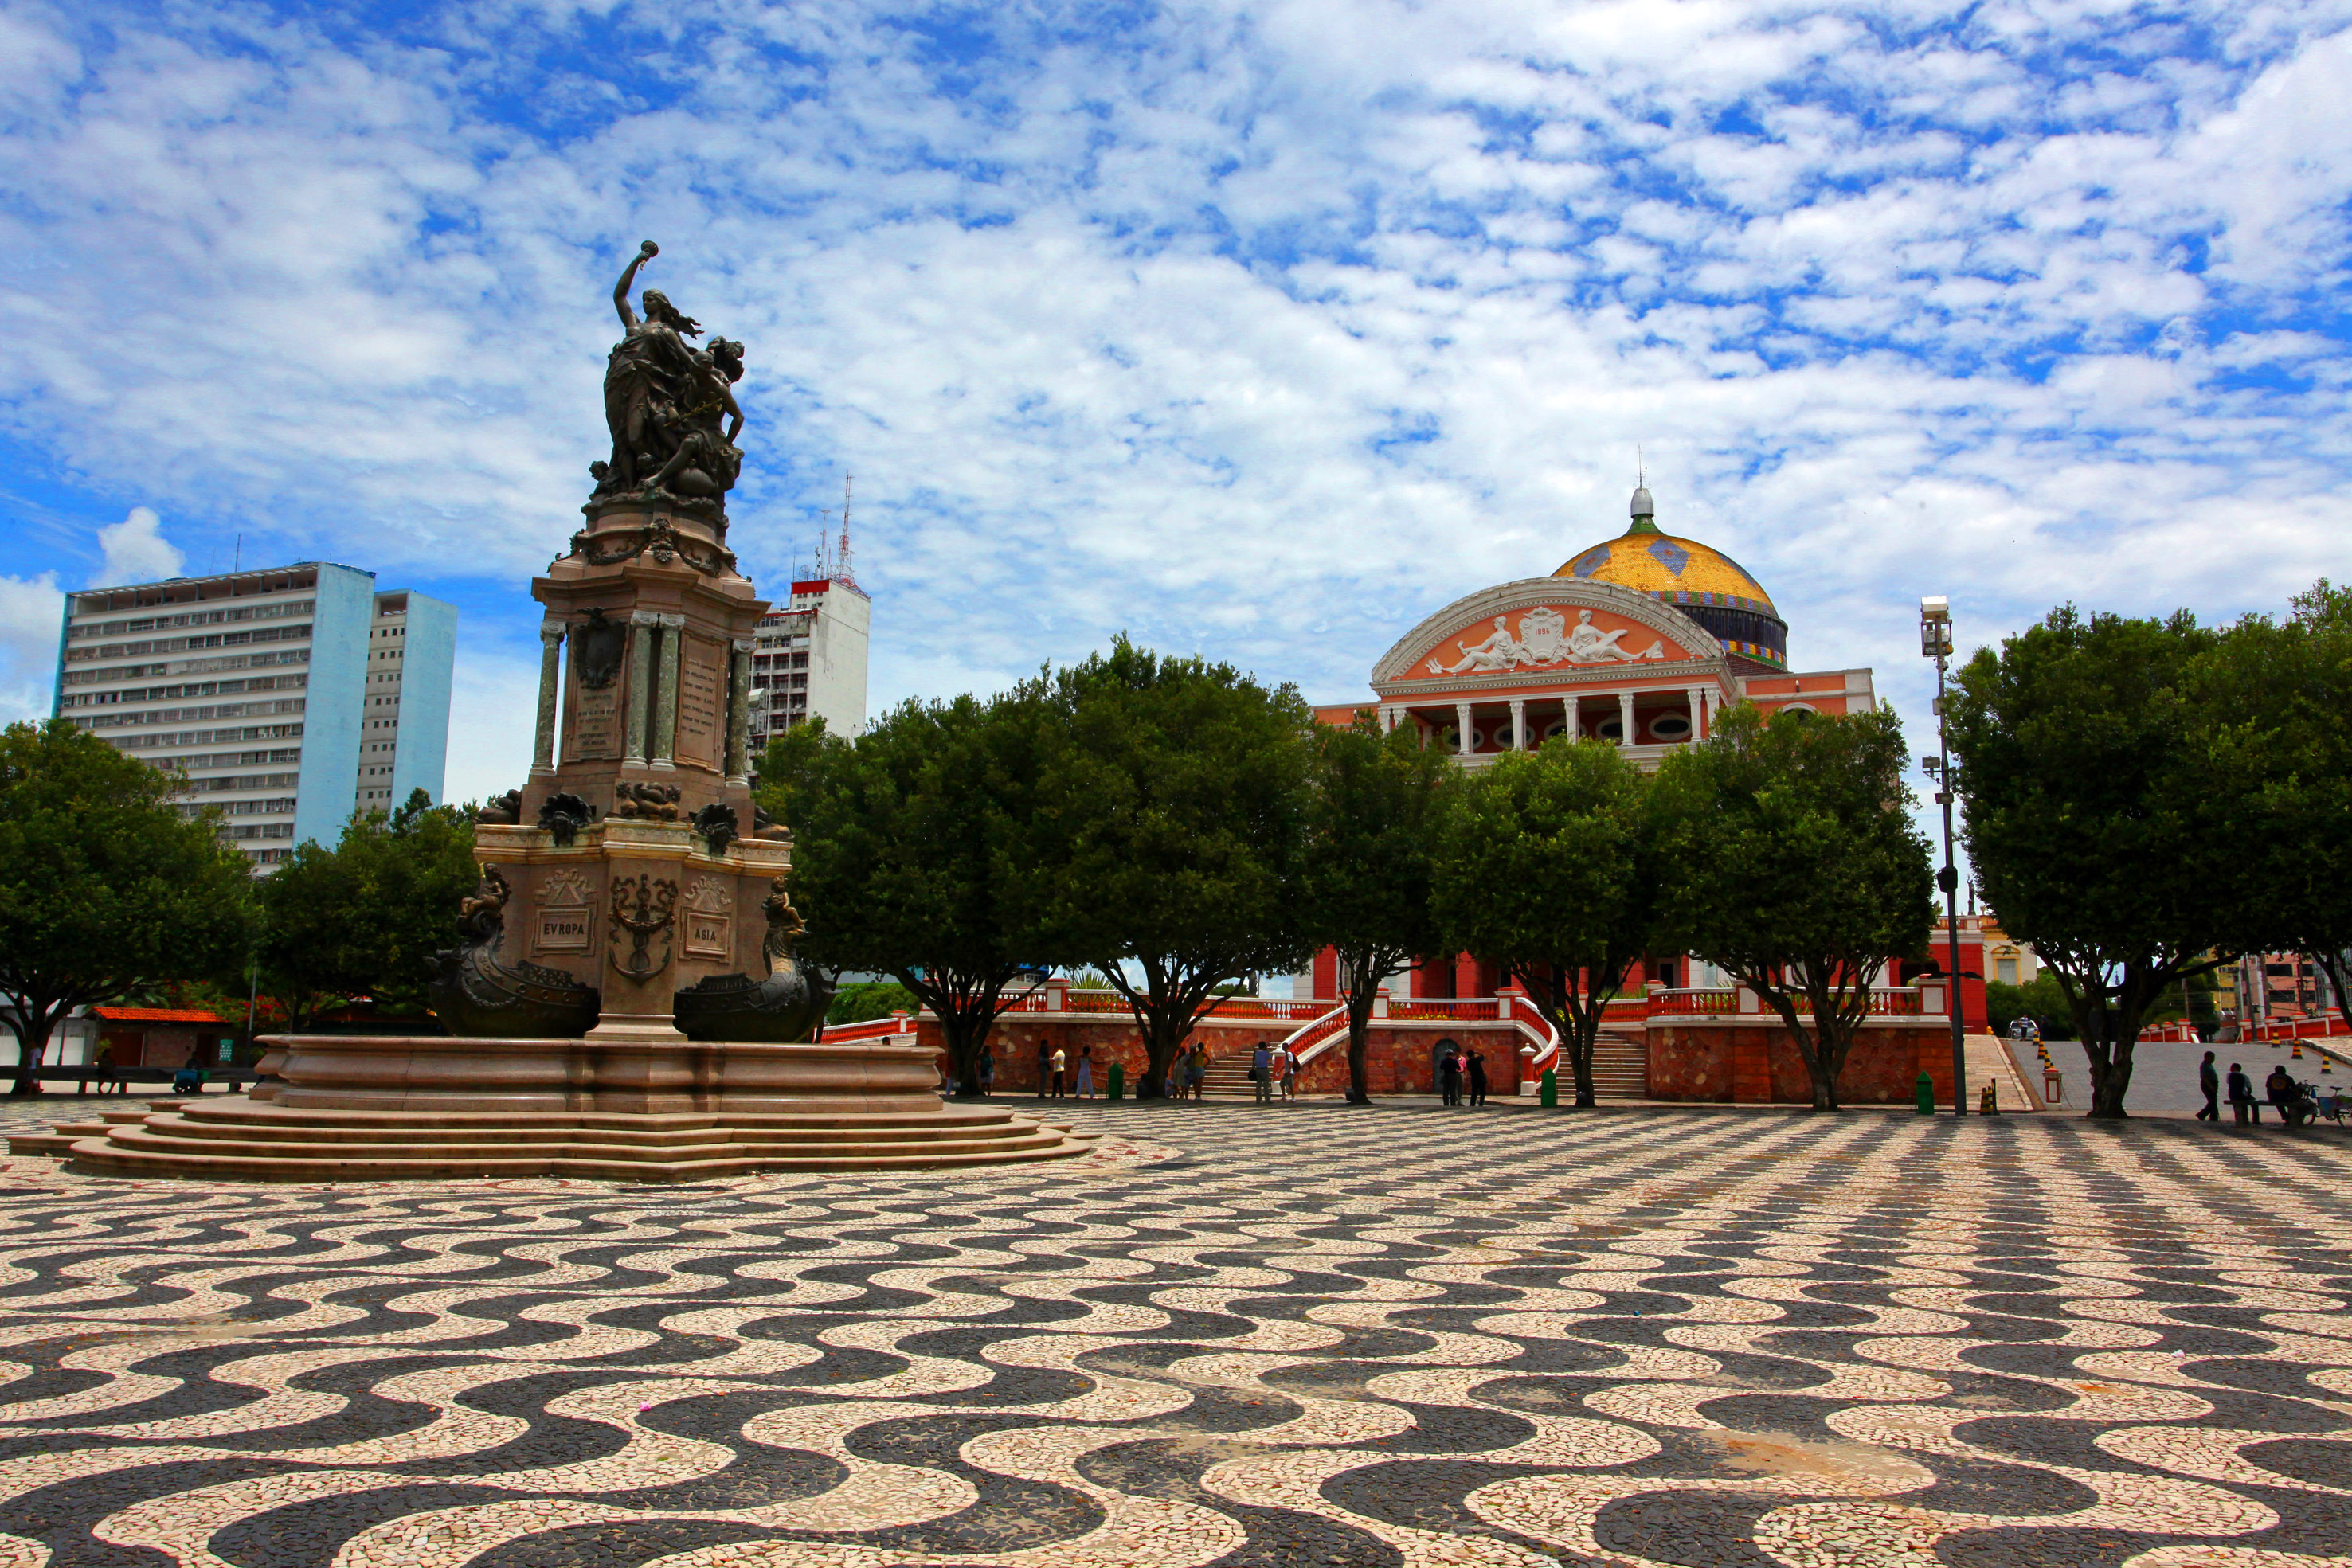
[682, 875, 732, 960]
[565, 675, 622, 762]
[533, 869, 596, 955]
[675, 634, 725, 768]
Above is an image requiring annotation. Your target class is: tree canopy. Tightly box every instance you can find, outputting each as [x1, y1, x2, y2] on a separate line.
[1301, 716, 1455, 1104]
[1947, 606, 2245, 1116]
[1655, 703, 1936, 1110]
[0, 721, 256, 1093]
[1032, 639, 1314, 1099]
[2202, 581, 2352, 1019]
[1435, 737, 1660, 1108]
[769, 693, 1063, 1093]
[256, 788, 479, 1030]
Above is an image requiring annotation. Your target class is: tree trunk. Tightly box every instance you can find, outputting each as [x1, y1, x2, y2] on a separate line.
[2085, 1023, 2137, 1118]
[936, 1007, 992, 1098]
[6, 1007, 56, 1097]
[1136, 1007, 1191, 1101]
[1344, 990, 1375, 1105]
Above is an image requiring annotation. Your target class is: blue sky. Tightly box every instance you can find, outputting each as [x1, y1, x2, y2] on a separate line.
[2, 0, 2348, 806]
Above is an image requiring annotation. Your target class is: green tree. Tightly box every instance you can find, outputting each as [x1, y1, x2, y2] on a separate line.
[1948, 607, 2245, 1118]
[2205, 581, 2352, 1019]
[827, 980, 920, 1025]
[752, 718, 840, 834]
[0, 721, 256, 1093]
[1301, 717, 1455, 1105]
[256, 788, 479, 1030]
[774, 692, 1063, 1096]
[1035, 639, 1314, 1101]
[1433, 739, 1657, 1109]
[1656, 704, 1937, 1111]
[1983, 973, 2076, 1040]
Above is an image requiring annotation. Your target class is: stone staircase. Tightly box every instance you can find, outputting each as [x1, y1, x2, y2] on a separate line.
[1587, 1032, 1650, 1099]
[1964, 1033, 2042, 1112]
[1199, 1054, 1265, 1099]
[16, 1100, 1094, 1182]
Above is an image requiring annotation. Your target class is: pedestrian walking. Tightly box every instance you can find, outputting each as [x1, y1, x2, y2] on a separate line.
[1252, 1038, 1274, 1104]
[2196, 1050, 2221, 1122]
[1188, 1041, 1208, 1101]
[1074, 1046, 1094, 1099]
[1281, 1043, 1299, 1101]
[977, 1050, 996, 1096]
[2227, 1062, 2256, 1125]
[1049, 1045, 1068, 1098]
[1035, 1041, 1051, 1099]
[1466, 1047, 1488, 1107]
[1438, 1044, 1462, 1107]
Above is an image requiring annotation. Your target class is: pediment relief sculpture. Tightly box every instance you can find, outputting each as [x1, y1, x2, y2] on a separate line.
[1424, 607, 1672, 676]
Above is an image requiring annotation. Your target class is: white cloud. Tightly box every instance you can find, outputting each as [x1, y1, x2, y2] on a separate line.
[92, 506, 182, 587]
[0, 573, 65, 725]
[0, 0, 2342, 810]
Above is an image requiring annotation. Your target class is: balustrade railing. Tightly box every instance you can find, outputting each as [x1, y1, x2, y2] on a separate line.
[816, 1011, 919, 1045]
[1385, 997, 1504, 1021]
[1282, 1004, 1354, 1066]
[1647, 988, 1736, 1016]
[1645, 987, 1927, 1018]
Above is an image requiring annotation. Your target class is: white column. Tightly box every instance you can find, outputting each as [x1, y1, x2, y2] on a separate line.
[1454, 702, 1473, 757]
[1379, 703, 1396, 733]
[530, 620, 564, 776]
[1705, 686, 1721, 729]
[1563, 694, 1579, 743]
[624, 610, 658, 764]
[1617, 690, 1636, 745]
[1509, 698, 1527, 751]
[1685, 686, 1705, 742]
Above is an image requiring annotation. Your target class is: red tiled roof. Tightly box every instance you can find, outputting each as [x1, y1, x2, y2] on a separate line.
[91, 1007, 227, 1024]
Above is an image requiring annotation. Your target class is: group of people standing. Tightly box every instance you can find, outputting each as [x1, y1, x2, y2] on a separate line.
[1436, 1041, 1488, 1106]
[1034, 1042, 1096, 1099]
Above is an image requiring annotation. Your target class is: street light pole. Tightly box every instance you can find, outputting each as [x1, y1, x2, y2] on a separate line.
[1922, 596, 1967, 1116]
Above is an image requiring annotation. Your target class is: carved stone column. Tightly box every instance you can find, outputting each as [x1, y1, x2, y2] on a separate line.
[1454, 701, 1473, 757]
[531, 620, 564, 776]
[624, 610, 658, 764]
[726, 636, 754, 784]
[1617, 690, 1636, 745]
[1563, 694, 1579, 743]
[652, 612, 685, 768]
[1685, 686, 1705, 741]
[1509, 698, 1527, 751]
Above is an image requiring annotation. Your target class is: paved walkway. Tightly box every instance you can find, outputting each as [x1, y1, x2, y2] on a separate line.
[0, 1099, 2343, 1566]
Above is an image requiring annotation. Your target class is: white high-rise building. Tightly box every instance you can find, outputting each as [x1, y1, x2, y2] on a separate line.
[746, 574, 870, 748]
[55, 563, 456, 869]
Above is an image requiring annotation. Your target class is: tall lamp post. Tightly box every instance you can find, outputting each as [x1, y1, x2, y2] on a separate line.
[1920, 596, 1967, 1115]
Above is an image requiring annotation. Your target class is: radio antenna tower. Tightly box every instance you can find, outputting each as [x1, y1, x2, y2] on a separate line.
[834, 475, 859, 589]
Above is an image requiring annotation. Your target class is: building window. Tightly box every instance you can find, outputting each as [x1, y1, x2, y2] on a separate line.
[1997, 956, 2018, 985]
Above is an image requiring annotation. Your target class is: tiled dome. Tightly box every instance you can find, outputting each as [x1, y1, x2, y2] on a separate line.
[1554, 491, 1787, 668]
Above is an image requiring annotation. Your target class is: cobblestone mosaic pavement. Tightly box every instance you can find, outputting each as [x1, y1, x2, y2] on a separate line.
[0, 1097, 2345, 1567]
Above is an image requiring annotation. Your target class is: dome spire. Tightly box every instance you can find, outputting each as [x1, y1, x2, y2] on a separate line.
[1629, 453, 1657, 534]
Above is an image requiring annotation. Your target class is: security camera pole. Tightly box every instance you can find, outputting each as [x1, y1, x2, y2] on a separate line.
[1920, 596, 1966, 1115]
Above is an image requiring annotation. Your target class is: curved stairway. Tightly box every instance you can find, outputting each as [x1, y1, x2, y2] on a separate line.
[19, 1098, 1092, 1183]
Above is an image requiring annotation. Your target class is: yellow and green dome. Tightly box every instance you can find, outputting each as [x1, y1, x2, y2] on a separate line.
[1554, 489, 1788, 667]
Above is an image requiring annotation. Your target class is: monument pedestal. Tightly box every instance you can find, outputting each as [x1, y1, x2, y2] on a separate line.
[42, 247, 1090, 1182]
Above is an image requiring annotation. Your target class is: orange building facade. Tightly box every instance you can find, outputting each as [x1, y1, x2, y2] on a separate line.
[1313, 486, 1873, 760]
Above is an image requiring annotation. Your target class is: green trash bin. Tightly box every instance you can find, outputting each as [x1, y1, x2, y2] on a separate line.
[1539, 1067, 1557, 1108]
[1915, 1070, 1935, 1115]
[1106, 1062, 1124, 1102]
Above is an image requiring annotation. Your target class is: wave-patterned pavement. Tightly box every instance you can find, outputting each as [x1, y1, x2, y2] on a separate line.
[0, 1099, 2342, 1566]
